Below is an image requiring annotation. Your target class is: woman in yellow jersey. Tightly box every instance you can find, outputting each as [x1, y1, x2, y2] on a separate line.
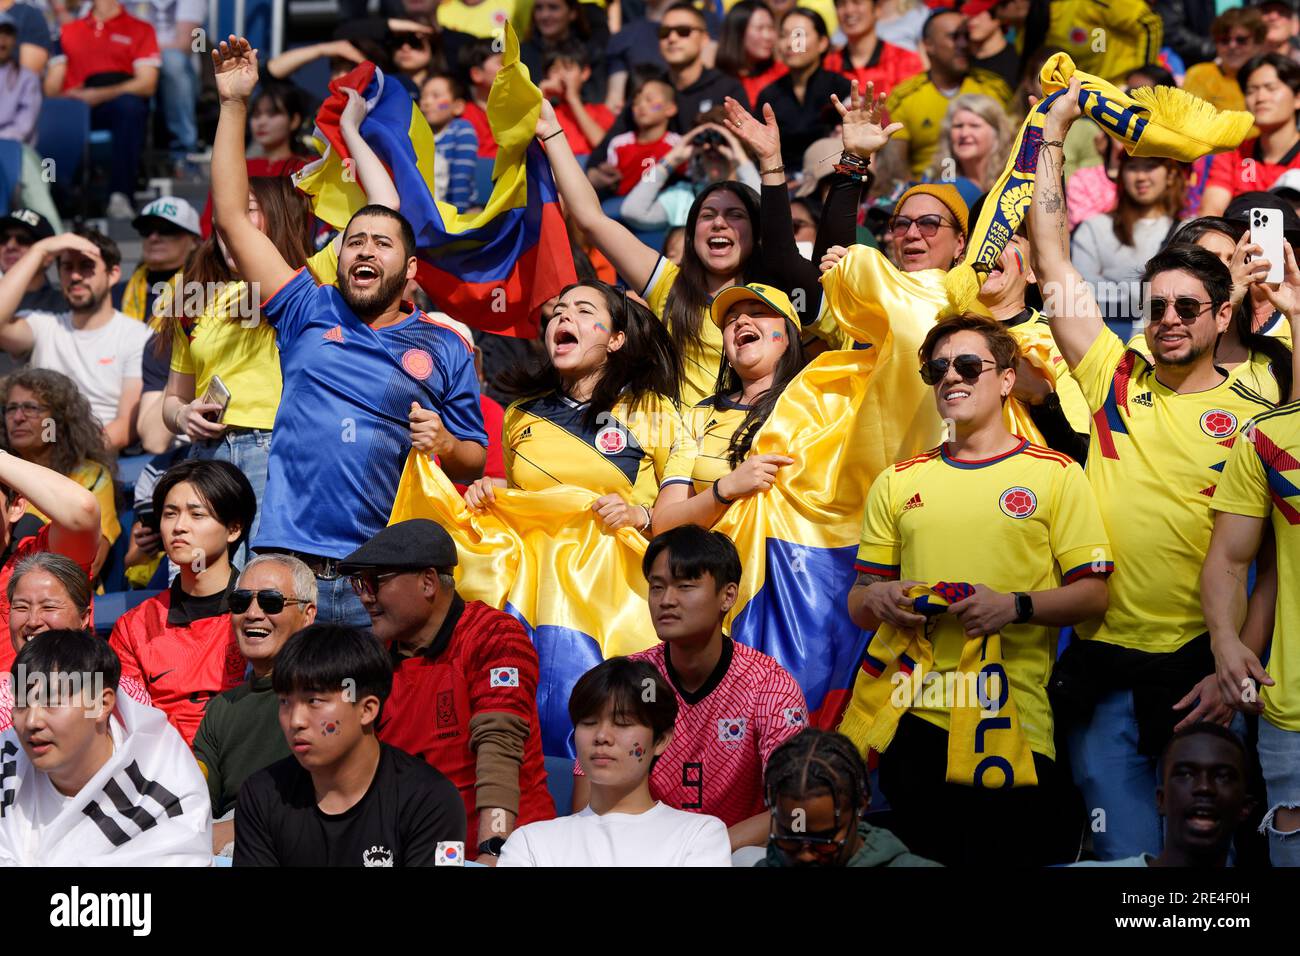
[652, 282, 799, 532]
[0, 369, 118, 577]
[463, 281, 692, 533]
[1161, 217, 1293, 404]
[157, 89, 398, 563]
[538, 97, 765, 406]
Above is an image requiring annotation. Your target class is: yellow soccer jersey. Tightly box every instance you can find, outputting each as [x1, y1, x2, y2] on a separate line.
[885, 70, 1014, 178]
[503, 390, 696, 506]
[1210, 401, 1300, 731]
[1044, 0, 1163, 84]
[856, 439, 1113, 758]
[1072, 328, 1276, 653]
[1007, 310, 1091, 435]
[641, 256, 726, 407]
[684, 395, 750, 494]
[437, 0, 532, 40]
[1126, 328, 1291, 405]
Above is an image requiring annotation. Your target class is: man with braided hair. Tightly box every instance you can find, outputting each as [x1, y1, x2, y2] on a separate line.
[757, 728, 940, 867]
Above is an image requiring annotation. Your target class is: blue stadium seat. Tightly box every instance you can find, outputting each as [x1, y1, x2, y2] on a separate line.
[115, 452, 152, 495]
[35, 97, 91, 187]
[544, 754, 575, 816]
[99, 507, 135, 594]
[0, 141, 21, 215]
[93, 589, 163, 636]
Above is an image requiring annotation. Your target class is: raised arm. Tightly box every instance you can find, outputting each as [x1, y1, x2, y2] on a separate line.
[0, 450, 100, 568]
[536, 98, 660, 293]
[339, 88, 400, 211]
[210, 37, 298, 299]
[1025, 78, 1103, 370]
[265, 39, 365, 80]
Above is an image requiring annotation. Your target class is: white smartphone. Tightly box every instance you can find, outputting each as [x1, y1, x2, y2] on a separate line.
[1250, 207, 1286, 284]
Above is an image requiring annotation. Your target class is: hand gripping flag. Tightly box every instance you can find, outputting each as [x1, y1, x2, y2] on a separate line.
[945, 51, 1253, 313]
[388, 459, 657, 756]
[294, 23, 575, 337]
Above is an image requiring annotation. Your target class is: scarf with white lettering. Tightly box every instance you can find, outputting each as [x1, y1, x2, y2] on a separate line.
[0, 695, 211, 866]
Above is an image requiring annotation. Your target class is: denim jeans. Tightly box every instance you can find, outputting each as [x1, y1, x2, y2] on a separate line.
[159, 48, 198, 158]
[1066, 689, 1164, 860]
[91, 94, 149, 197]
[314, 573, 371, 629]
[189, 429, 270, 570]
[1257, 717, 1300, 866]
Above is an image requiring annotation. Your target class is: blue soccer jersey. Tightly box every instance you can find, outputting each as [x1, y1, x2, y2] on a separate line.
[256, 269, 487, 558]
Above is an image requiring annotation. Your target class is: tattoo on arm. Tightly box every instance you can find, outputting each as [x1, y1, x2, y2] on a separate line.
[854, 572, 887, 588]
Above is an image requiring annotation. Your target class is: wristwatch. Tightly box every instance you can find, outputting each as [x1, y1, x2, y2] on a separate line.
[478, 837, 506, 857]
[1013, 592, 1034, 624]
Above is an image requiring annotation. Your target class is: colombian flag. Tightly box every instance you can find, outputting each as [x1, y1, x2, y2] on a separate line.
[294, 23, 574, 337]
[388, 462, 657, 756]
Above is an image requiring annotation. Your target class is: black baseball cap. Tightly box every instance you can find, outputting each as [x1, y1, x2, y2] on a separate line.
[0, 209, 55, 243]
[337, 518, 459, 572]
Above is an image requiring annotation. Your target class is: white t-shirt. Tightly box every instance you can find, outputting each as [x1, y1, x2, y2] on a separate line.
[23, 310, 149, 428]
[496, 802, 733, 867]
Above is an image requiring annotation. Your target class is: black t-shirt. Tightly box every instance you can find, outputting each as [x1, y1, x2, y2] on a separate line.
[756, 68, 854, 169]
[233, 743, 466, 866]
[974, 45, 1022, 90]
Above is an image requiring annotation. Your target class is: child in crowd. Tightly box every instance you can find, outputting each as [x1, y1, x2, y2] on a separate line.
[539, 41, 616, 157]
[419, 73, 479, 212]
[458, 38, 503, 159]
[605, 77, 681, 196]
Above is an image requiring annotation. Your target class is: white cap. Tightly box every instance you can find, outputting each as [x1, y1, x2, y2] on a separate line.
[132, 196, 201, 237]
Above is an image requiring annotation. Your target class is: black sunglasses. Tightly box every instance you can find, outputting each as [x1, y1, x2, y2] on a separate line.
[888, 214, 956, 238]
[768, 808, 853, 859]
[141, 223, 187, 238]
[658, 24, 703, 38]
[1146, 296, 1214, 323]
[919, 353, 998, 386]
[229, 588, 309, 615]
[391, 33, 429, 49]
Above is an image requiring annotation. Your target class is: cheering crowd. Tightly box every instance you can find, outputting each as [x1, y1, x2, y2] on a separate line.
[0, 0, 1297, 870]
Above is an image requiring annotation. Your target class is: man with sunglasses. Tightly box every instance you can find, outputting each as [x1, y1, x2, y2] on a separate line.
[881, 8, 1013, 179]
[1030, 81, 1277, 861]
[848, 313, 1111, 866]
[0, 227, 149, 451]
[338, 518, 554, 863]
[193, 554, 318, 857]
[0, 209, 65, 320]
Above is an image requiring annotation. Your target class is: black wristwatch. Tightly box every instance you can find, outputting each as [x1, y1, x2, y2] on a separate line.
[1013, 592, 1034, 624]
[478, 837, 506, 857]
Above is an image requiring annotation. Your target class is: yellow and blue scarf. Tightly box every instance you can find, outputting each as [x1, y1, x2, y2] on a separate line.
[946, 52, 1254, 313]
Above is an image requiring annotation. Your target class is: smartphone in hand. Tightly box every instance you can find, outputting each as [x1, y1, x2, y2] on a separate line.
[1250, 207, 1286, 284]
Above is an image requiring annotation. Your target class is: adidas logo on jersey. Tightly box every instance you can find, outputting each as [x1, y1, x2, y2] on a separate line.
[520, 426, 532, 439]
[1132, 392, 1153, 407]
[903, 492, 924, 510]
[323, 326, 344, 343]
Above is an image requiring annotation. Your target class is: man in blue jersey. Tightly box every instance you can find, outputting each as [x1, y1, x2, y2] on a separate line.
[211, 37, 488, 626]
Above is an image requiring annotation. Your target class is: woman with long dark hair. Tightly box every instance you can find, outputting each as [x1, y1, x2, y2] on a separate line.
[463, 281, 692, 535]
[651, 284, 802, 533]
[0, 368, 119, 576]
[1164, 217, 1293, 403]
[716, 0, 786, 107]
[539, 97, 765, 407]
[755, 7, 852, 169]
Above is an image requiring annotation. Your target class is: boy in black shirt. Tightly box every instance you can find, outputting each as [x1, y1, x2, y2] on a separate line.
[234, 624, 466, 866]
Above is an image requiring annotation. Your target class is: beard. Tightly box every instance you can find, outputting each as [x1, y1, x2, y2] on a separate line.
[1152, 335, 1211, 367]
[65, 284, 106, 314]
[337, 266, 407, 318]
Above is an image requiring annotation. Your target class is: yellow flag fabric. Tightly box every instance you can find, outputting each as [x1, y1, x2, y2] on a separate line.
[838, 583, 1039, 788]
[388, 454, 656, 754]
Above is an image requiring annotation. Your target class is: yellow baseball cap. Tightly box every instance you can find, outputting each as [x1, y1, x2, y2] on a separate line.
[709, 282, 797, 330]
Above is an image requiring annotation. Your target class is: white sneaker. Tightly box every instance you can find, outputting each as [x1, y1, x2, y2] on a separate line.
[107, 192, 134, 219]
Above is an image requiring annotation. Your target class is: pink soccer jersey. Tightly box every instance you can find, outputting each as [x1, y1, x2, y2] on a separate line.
[577, 639, 808, 827]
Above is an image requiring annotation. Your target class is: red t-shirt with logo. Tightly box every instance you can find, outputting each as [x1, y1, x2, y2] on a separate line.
[54, 10, 161, 91]
[822, 41, 924, 100]
[1206, 137, 1300, 201]
[378, 597, 554, 857]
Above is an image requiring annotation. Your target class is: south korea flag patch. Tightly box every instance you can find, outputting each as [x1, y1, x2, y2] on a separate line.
[783, 707, 806, 728]
[717, 718, 747, 743]
[435, 841, 465, 866]
[489, 667, 520, 687]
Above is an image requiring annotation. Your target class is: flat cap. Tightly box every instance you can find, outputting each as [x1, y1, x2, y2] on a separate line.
[338, 519, 459, 572]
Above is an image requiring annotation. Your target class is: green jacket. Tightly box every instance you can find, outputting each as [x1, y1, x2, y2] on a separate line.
[756, 820, 943, 867]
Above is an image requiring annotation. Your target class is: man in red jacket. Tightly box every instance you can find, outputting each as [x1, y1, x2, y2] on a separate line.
[340, 519, 553, 864]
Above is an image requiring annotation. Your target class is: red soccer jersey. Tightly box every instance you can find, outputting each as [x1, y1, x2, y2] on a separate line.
[606, 130, 682, 196]
[822, 41, 923, 100]
[577, 639, 808, 827]
[108, 581, 246, 745]
[377, 597, 554, 856]
[552, 100, 616, 156]
[55, 9, 160, 92]
[1206, 138, 1300, 202]
[462, 101, 498, 159]
[0, 524, 94, 674]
